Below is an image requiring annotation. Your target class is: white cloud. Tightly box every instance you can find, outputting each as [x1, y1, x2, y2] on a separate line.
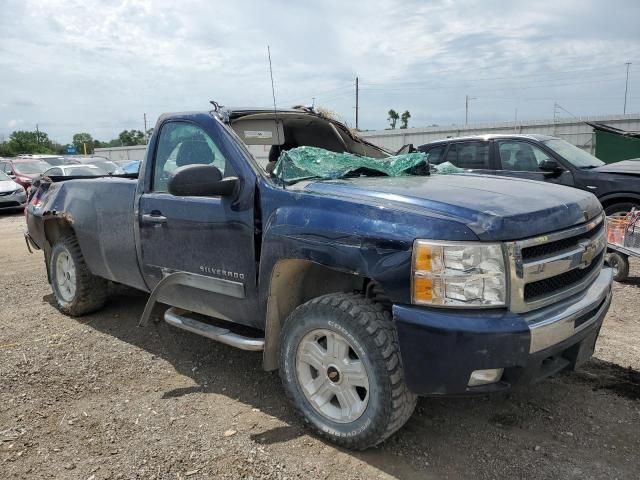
[0, 0, 638, 143]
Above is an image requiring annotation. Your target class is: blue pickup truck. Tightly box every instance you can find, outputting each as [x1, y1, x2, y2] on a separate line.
[25, 106, 612, 449]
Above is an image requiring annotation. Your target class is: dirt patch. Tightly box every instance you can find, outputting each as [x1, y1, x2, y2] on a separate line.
[1, 212, 639, 479]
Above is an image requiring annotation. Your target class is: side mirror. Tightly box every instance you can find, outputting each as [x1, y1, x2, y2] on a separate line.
[168, 164, 238, 197]
[539, 159, 562, 172]
[539, 159, 563, 175]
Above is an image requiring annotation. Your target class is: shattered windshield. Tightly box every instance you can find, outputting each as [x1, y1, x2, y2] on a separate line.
[272, 146, 428, 183]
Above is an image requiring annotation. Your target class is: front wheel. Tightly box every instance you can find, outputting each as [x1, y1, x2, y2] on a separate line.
[604, 202, 638, 217]
[50, 235, 108, 315]
[279, 293, 416, 450]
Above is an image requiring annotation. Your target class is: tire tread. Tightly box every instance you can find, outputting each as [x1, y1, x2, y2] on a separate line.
[280, 292, 417, 450]
[50, 235, 108, 316]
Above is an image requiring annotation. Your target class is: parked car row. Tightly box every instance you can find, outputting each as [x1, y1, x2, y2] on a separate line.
[0, 170, 27, 212]
[417, 134, 640, 215]
[0, 155, 125, 212]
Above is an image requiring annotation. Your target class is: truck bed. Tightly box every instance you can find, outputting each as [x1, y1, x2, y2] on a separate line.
[27, 176, 147, 291]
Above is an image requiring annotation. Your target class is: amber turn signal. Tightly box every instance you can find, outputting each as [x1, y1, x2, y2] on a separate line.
[413, 276, 433, 302]
[414, 243, 433, 271]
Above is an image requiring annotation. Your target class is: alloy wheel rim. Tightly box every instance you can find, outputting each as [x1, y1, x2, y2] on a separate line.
[55, 251, 76, 302]
[295, 328, 370, 423]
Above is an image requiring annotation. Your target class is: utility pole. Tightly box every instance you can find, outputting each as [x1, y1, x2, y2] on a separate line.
[355, 76, 359, 131]
[465, 95, 476, 126]
[143, 113, 148, 143]
[624, 62, 631, 114]
[35, 124, 40, 146]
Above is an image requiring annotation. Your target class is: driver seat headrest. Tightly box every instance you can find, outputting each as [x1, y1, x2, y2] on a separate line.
[176, 140, 215, 168]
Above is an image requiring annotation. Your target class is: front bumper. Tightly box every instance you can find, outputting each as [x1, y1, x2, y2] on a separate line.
[394, 267, 613, 396]
[0, 190, 27, 211]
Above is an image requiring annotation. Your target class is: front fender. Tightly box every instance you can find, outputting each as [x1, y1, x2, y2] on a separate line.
[257, 198, 478, 305]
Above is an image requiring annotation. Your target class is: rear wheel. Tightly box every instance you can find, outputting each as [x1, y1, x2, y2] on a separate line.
[50, 235, 108, 315]
[279, 292, 416, 450]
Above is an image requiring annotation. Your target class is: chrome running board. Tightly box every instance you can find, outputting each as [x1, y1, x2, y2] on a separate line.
[164, 307, 264, 351]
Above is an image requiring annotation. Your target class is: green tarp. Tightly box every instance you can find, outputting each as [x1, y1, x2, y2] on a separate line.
[273, 146, 428, 182]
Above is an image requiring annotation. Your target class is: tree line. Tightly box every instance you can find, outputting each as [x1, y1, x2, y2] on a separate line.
[0, 128, 153, 156]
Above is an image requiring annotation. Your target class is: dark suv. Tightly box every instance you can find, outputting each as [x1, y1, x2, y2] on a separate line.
[418, 134, 640, 215]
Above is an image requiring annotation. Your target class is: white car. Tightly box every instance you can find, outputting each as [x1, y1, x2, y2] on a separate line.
[0, 171, 27, 212]
[43, 164, 106, 177]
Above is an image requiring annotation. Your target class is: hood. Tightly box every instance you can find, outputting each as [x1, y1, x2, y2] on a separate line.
[592, 159, 640, 176]
[0, 179, 21, 193]
[16, 172, 40, 180]
[299, 174, 602, 241]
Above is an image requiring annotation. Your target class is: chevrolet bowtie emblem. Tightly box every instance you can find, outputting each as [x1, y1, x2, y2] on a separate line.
[578, 239, 598, 269]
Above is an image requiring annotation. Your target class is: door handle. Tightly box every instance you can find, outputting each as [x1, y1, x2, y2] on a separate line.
[142, 213, 167, 224]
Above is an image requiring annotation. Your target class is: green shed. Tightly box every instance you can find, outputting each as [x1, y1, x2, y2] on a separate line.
[587, 122, 640, 163]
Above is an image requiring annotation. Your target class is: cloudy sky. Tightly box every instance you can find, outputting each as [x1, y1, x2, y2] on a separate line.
[0, 0, 639, 144]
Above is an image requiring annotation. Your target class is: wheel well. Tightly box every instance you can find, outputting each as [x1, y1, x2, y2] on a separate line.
[42, 218, 75, 282]
[44, 217, 75, 247]
[600, 196, 640, 209]
[262, 259, 366, 371]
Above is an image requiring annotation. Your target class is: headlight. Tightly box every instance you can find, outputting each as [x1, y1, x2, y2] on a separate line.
[412, 240, 507, 307]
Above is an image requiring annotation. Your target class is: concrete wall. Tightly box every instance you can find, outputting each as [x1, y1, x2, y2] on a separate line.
[359, 114, 640, 155]
[95, 145, 147, 162]
[96, 114, 640, 162]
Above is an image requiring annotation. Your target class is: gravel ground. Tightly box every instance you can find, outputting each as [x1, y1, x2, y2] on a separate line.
[1, 212, 639, 480]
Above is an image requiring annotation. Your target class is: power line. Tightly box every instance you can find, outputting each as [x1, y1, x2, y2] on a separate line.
[359, 63, 626, 87]
[270, 61, 623, 109]
[274, 83, 354, 107]
[357, 75, 626, 98]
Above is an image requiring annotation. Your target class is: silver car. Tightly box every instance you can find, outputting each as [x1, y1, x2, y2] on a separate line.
[0, 171, 27, 212]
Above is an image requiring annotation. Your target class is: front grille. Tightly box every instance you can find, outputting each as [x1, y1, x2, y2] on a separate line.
[0, 200, 20, 208]
[507, 214, 606, 313]
[0, 190, 19, 197]
[524, 251, 604, 301]
[521, 221, 604, 260]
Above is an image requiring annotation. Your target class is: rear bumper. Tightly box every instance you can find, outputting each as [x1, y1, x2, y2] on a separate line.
[394, 267, 613, 396]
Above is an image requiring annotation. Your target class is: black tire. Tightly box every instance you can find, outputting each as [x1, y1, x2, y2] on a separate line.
[606, 252, 630, 282]
[604, 202, 638, 216]
[279, 292, 417, 450]
[49, 235, 108, 315]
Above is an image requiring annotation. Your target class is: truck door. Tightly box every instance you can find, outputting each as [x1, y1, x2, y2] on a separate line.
[138, 119, 258, 327]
